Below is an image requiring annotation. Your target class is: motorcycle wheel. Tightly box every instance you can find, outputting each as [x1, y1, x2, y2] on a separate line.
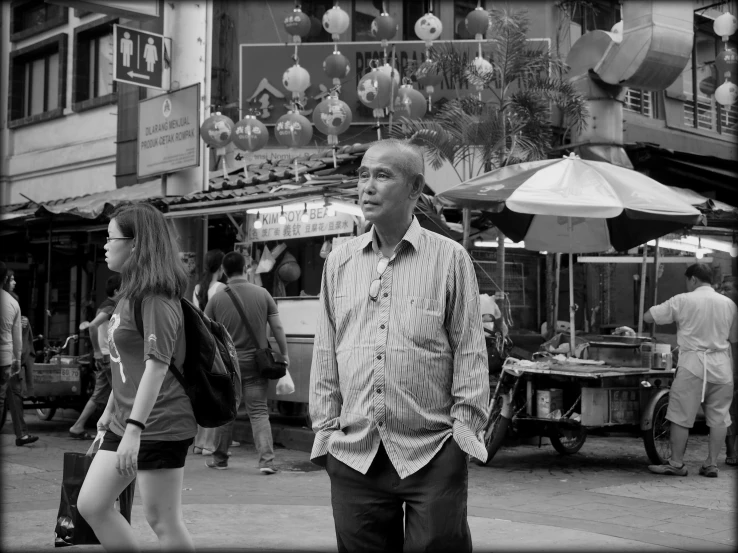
[550, 419, 587, 455]
[474, 395, 510, 465]
[36, 408, 57, 421]
[643, 394, 671, 465]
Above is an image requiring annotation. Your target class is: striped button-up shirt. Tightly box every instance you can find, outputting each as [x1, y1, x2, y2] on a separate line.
[309, 217, 490, 479]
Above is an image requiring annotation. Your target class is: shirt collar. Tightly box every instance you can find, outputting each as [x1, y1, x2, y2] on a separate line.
[355, 216, 423, 253]
[228, 275, 249, 284]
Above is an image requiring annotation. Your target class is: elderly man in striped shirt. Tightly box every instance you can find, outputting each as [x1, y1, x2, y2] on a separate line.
[309, 139, 490, 553]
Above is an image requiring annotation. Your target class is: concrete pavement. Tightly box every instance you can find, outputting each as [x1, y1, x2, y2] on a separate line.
[1, 412, 736, 552]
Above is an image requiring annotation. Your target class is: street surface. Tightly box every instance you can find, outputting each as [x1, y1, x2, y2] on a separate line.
[1, 410, 735, 552]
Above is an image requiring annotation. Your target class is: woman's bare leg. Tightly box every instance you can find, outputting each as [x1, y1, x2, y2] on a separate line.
[77, 450, 138, 551]
[137, 468, 195, 551]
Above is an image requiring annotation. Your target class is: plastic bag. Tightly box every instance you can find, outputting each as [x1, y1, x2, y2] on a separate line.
[275, 369, 295, 395]
[55, 432, 135, 547]
[320, 239, 332, 259]
[255, 245, 276, 274]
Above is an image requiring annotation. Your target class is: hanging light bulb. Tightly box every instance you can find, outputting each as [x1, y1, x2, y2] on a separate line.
[324, 198, 335, 217]
[731, 235, 738, 258]
[278, 207, 287, 225]
[695, 237, 704, 259]
[253, 212, 263, 229]
[301, 203, 310, 223]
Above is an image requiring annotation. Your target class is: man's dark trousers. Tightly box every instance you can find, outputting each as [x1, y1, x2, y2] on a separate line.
[326, 437, 472, 553]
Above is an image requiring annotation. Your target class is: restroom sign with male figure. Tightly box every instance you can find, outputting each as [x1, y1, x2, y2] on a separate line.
[113, 24, 171, 90]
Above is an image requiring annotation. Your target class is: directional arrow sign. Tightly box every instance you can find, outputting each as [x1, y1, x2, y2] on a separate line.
[113, 24, 171, 90]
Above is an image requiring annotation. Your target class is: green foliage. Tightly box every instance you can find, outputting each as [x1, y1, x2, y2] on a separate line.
[390, 7, 588, 177]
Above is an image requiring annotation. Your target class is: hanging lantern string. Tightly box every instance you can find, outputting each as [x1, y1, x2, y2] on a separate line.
[477, 0, 482, 7]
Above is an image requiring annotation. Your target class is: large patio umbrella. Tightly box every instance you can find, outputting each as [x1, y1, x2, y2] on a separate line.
[438, 153, 702, 355]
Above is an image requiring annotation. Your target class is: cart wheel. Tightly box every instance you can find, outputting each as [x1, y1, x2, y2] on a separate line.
[36, 408, 57, 421]
[474, 397, 510, 465]
[550, 419, 587, 455]
[0, 400, 7, 431]
[643, 394, 671, 465]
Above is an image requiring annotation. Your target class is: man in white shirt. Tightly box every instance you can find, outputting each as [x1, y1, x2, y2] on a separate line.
[645, 264, 738, 478]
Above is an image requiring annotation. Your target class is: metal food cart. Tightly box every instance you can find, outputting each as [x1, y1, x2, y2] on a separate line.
[480, 356, 675, 465]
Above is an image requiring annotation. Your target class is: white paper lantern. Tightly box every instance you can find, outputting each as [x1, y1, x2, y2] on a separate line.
[414, 13, 443, 47]
[715, 80, 738, 105]
[713, 12, 738, 39]
[467, 56, 493, 90]
[323, 5, 350, 41]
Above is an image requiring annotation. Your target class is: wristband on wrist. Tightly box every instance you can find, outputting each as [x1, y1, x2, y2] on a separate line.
[125, 418, 146, 431]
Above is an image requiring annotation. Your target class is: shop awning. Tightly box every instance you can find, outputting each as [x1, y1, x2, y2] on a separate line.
[36, 180, 163, 219]
[1, 180, 164, 224]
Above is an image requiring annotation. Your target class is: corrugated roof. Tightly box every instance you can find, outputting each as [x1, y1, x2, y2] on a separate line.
[163, 143, 367, 210]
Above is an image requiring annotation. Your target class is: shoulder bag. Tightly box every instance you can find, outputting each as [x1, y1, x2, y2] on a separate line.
[224, 286, 287, 379]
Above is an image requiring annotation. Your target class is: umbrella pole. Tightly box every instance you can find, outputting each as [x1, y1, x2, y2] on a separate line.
[637, 243, 648, 336]
[569, 252, 576, 357]
[462, 208, 471, 250]
[553, 253, 561, 339]
[650, 238, 660, 338]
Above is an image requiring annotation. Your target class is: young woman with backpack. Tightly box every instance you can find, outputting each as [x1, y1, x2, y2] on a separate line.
[78, 203, 196, 551]
[192, 249, 227, 455]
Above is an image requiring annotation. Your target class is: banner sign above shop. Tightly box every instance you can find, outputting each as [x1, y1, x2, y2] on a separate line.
[240, 39, 548, 126]
[249, 208, 355, 242]
[138, 83, 200, 178]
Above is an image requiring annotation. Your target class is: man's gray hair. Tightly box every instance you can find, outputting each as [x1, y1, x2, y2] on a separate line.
[368, 138, 425, 181]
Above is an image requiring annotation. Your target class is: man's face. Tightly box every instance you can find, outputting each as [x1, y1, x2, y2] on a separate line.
[721, 282, 738, 303]
[357, 145, 417, 226]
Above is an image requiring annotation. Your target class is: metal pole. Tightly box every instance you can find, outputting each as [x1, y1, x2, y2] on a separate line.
[44, 218, 52, 339]
[462, 208, 471, 250]
[650, 238, 660, 337]
[569, 252, 576, 356]
[553, 252, 561, 338]
[637, 243, 648, 335]
[497, 232, 505, 295]
[536, 256, 542, 331]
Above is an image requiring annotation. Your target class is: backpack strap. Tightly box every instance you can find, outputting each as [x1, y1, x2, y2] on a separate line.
[131, 296, 187, 390]
[224, 286, 264, 349]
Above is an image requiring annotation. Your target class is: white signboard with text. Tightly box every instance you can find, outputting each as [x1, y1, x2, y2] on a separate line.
[249, 207, 355, 242]
[138, 83, 200, 178]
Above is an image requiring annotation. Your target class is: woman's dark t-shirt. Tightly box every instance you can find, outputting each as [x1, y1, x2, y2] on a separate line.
[108, 295, 196, 440]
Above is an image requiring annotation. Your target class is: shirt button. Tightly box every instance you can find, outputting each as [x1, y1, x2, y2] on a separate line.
[378, 421, 384, 427]
[380, 324, 385, 329]
[376, 388, 382, 394]
[377, 354, 382, 360]
[383, 293, 388, 297]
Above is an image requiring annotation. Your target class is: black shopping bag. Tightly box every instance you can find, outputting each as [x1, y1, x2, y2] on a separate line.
[54, 441, 136, 547]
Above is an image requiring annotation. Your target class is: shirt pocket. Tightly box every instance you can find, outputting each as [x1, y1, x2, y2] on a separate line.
[399, 296, 445, 350]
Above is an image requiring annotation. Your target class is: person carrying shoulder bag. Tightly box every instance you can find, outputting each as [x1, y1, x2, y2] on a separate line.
[204, 251, 289, 472]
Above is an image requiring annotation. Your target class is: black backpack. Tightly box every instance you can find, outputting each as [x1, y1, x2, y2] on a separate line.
[132, 296, 240, 428]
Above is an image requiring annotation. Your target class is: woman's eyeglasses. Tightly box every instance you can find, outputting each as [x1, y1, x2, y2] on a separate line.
[368, 257, 390, 302]
[106, 237, 132, 243]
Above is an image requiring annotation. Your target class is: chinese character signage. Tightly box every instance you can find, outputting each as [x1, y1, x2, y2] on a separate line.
[249, 208, 355, 242]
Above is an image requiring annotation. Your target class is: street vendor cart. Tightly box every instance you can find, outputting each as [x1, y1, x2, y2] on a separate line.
[0, 334, 95, 429]
[480, 355, 675, 465]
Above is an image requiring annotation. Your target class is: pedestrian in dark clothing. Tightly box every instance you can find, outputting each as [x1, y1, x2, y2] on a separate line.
[204, 251, 289, 471]
[721, 276, 738, 466]
[0, 263, 38, 446]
